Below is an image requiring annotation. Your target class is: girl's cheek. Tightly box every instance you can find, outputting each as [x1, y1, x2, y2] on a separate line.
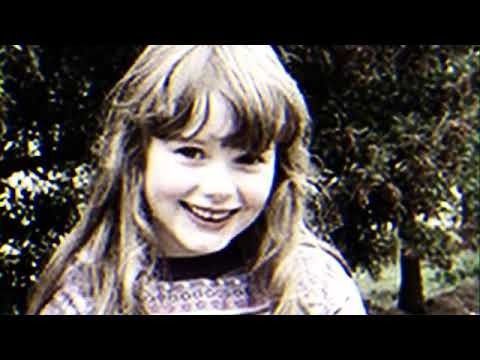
[147, 161, 198, 198]
[237, 171, 275, 205]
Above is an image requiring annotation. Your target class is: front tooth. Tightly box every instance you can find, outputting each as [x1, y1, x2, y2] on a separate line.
[211, 212, 228, 220]
[193, 207, 212, 218]
[190, 206, 229, 220]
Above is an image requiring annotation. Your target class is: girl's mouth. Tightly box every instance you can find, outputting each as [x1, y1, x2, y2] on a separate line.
[179, 201, 240, 224]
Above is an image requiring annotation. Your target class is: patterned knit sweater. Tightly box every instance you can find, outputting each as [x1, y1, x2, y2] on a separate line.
[39, 242, 366, 315]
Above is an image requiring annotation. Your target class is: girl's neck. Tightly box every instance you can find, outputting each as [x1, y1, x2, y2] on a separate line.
[156, 243, 247, 281]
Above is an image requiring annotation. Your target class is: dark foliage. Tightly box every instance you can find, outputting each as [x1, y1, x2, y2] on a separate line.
[279, 45, 479, 276]
[0, 45, 143, 314]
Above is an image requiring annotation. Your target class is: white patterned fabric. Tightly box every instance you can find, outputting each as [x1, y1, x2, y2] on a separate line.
[139, 273, 272, 315]
[39, 243, 366, 315]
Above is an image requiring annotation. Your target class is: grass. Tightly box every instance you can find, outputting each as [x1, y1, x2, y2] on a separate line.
[354, 249, 479, 309]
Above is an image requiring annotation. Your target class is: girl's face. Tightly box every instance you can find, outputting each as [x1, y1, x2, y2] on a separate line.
[144, 96, 276, 258]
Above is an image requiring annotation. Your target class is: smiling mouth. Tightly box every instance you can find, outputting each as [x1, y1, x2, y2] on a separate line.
[179, 201, 240, 224]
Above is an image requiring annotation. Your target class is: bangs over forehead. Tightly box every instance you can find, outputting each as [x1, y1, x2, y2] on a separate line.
[111, 45, 309, 154]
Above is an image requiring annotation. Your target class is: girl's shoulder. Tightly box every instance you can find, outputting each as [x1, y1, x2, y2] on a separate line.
[39, 261, 95, 315]
[289, 230, 367, 315]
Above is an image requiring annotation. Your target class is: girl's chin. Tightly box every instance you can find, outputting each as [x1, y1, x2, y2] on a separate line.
[173, 235, 233, 257]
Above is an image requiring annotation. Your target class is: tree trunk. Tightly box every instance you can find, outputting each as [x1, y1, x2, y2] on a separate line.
[398, 248, 427, 314]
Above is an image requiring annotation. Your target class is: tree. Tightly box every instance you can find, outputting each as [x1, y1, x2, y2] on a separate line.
[279, 45, 479, 313]
[0, 45, 143, 314]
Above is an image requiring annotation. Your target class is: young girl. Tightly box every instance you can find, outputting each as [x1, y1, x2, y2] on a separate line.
[27, 45, 366, 315]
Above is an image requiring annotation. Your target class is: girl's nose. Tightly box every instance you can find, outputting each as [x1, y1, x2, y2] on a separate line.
[204, 192, 232, 204]
[199, 164, 237, 204]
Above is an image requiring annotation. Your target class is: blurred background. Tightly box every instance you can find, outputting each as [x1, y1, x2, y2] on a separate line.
[0, 45, 478, 315]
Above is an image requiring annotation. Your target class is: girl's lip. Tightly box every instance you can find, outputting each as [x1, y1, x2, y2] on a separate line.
[179, 201, 241, 214]
[180, 202, 237, 230]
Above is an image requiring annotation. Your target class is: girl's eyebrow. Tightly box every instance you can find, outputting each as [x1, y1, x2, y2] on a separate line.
[175, 136, 226, 145]
[174, 136, 276, 153]
[173, 137, 207, 145]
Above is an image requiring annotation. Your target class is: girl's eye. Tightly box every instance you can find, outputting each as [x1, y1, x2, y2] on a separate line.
[175, 147, 205, 160]
[235, 153, 265, 166]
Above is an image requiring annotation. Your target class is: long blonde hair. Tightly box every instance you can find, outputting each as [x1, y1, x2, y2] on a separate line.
[28, 45, 313, 314]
